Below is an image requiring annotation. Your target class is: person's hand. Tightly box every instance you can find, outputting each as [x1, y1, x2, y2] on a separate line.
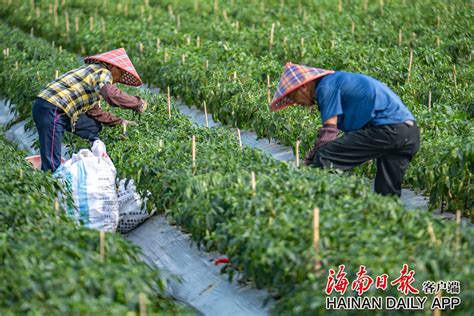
[137, 99, 148, 113]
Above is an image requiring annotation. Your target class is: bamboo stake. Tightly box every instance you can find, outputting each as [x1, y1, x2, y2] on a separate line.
[269, 22, 275, 50]
[363, 0, 368, 12]
[156, 37, 160, 49]
[123, 121, 127, 135]
[235, 20, 239, 30]
[300, 37, 305, 57]
[313, 207, 321, 270]
[3, 48, 8, 57]
[427, 222, 437, 244]
[351, 21, 355, 34]
[30, 27, 34, 37]
[101, 17, 106, 33]
[181, 54, 186, 65]
[164, 48, 169, 62]
[167, 4, 174, 17]
[55, 70, 59, 79]
[237, 128, 242, 150]
[233, 71, 237, 81]
[65, 12, 70, 33]
[48, 4, 53, 14]
[213, 0, 218, 14]
[177, 15, 181, 29]
[194, 0, 199, 12]
[296, 140, 301, 167]
[53, 4, 58, 26]
[283, 36, 288, 46]
[338, 0, 342, 14]
[407, 47, 413, 83]
[124, 4, 129, 16]
[99, 231, 105, 262]
[186, 36, 191, 46]
[436, 36, 440, 47]
[19, 168, 23, 179]
[36, 7, 40, 18]
[89, 16, 94, 32]
[251, 171, 256, 194]
[139, 42, 144, 54]
[75, 16, 79, 33]
[196, 36, 200, 48]
[15, 61, 18, 70]
[428, 91, 432, 112]
[398, 29, 403, 46]
[140, 5, 145, 18]
[203, 101, 209, 128]
[167, 86, 171, 119]
[59, 46, 62, 53]
[379, 0, 384, 15]
[453, 65, 457, 88]
[139, 293, 147, 316]
[192, 135, 196, 169]
[266, 74, 271, 104]
[30, 0, 34, 10]
[205, 59, 209, 70]
[455, 210, 461, 250]
[223, 10, 228, 21]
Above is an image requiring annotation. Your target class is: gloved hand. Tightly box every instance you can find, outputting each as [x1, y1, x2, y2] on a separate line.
[136, 99, 148, 113]
[304, 123, 339, 165]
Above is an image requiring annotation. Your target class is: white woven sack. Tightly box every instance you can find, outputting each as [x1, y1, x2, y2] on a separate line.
[54, 140, 119, 232]
[117, 178, 151, 233]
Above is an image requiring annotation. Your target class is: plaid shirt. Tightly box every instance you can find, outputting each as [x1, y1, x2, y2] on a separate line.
[38, 63, 113, 126]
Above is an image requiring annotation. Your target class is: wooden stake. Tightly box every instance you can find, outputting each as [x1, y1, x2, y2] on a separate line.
[139, 293, 147, 316]
[251, 171, 256, 194]
[192, 135, 196, 169]
[455, 210, 461, 251]
[196, 36, 200, 48]
[205, 59, 209, 70]
[64, 12, 70, 33]
[300, 37, 305, 57]
[351, 21, 355, 34]
[237, 128, 242, 150]
[363, 0, 368, 12]
[167, 4, 174, 17]
[213, 0, 218, 14]
[99, 231, 105, 262]
[338, 0, 342, 14]
[156, 37, 160, 49]
[269, 22, 275, 50]
[30, 27, 34, 37]
[380, 0, 384, 15]
[266, 74, 271, 104]
[427, 222, 437, 244]
[53, 3, 58, 26]
[398, 29, 403, 46]
[167, 86, 171, 119]
[428, 91, 432, 112]
[55, 70, 59, 79]
[313, 207, 321, 270]
[181, 54, 186, 64]
[203, 101, 209, 128]
[89, 16, 94, 32]
[436, 36, 440, 47]
[36, 7, 40, 18]
[186, 36, 191, 46]
[101, 17, 106, 33]
[453, 65, 457, 88]
[407, 47, 413, 83]
[223, 10, 228, 21]
[296, 140, 301, 167]
[75, 16, 79, 33]
[140, 5, 145, 18]
[15, 61, 18, 70]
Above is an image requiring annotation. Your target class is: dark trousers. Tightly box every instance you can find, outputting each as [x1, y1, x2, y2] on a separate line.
[311, 122, 420, 196]
[32, 97, 102, 172]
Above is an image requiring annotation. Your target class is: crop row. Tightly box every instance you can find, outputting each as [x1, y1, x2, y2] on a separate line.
[0, 133, 188, 315]
[1, 1, 472, 214]
[1, 22, 472, 314]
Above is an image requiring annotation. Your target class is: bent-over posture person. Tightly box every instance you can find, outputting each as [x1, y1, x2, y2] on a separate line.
[33, 48, 147, 172]
[270, 63, 420, 196]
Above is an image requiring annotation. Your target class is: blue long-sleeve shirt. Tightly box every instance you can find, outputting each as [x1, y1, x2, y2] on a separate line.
[316, 72, 415, 132]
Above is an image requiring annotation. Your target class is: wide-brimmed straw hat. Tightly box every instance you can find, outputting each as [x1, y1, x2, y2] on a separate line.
[270, 63, 334, 111]
[84, 48, 142, 86]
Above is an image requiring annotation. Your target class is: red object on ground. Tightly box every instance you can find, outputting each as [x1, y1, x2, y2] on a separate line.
[214, 258, 230, 265]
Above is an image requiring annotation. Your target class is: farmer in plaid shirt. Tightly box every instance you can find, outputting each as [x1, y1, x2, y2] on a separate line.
[270, 63, 420, 196]
[33, 48, 147, 172]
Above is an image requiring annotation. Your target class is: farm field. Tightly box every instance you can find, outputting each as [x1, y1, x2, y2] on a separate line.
[1, 0, 473, 315]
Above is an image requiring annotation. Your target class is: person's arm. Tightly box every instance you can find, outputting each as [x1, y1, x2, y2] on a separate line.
[304, 116, 339, 165]
[100, 84, 147, 112]
[86, 103, 124, 126]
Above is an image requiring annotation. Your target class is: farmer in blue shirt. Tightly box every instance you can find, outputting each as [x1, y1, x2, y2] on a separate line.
[270, 63, 420, 196]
